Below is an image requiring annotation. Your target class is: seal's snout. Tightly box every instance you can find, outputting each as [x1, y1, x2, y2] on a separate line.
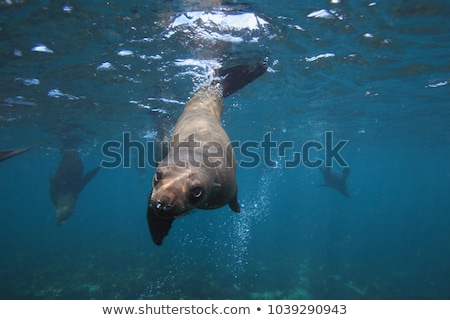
[155, 195, 172, 212]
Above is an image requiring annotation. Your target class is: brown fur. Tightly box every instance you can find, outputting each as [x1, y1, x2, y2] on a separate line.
[149, 84, 240, 219]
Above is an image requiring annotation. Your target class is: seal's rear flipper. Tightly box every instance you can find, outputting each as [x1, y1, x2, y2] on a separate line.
[0, 148, 31, 162]
[219, 58, 268, 98]
[61, 136, 83, 152]
[147, 205, 174, 246]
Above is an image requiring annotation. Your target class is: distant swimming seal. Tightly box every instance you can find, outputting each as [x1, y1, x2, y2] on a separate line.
[50, 147, 100, 225]
[0, 148, 31, 162]
[319, 167, 350, 198]
[147, 60, 267, 245]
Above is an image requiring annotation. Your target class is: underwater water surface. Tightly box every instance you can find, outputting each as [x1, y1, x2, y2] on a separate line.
[0, 0, 450, 299]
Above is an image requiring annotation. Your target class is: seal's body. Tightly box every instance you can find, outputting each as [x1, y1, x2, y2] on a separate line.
[151, 85, 240, 216]
[147, 61, 267, 245]
[50, 149, 100, 225]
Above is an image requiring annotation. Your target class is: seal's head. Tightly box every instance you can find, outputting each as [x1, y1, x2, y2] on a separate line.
[149, 165, 210, 219]
[55, 195, 76, 225]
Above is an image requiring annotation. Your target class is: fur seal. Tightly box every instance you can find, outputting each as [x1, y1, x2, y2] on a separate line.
[50, 146, 100, 225]
[319, 167, 350, 198]
[147, 60, 267, 245]
[0, 148, 31, 162]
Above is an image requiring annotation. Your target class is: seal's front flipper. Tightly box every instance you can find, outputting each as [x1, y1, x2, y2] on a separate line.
[319, 167, 331, 175]
[228, 191, 241, 213]
[80, 166, 101, 190]
[147, 205, 174, 246]
[219, 58, 268, 98]
[0, 148, 31, 162]
[342, 167, 350, 179]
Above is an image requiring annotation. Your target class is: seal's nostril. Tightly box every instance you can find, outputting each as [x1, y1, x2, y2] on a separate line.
[155, 196, 172, 211]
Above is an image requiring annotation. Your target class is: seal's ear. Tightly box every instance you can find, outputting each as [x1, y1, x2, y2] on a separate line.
[147, 200, 174, 246]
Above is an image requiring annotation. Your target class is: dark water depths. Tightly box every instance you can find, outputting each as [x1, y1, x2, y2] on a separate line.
[1, 0, 449, 299]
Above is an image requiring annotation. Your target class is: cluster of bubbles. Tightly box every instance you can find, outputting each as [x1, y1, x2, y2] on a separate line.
[228, 161, 284, 275]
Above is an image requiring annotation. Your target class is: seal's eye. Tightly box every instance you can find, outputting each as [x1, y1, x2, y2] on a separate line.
[191, 186, 203, 198]
[154, 171, 162, 184]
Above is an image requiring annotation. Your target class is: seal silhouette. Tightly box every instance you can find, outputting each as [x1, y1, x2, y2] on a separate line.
[319, 167, 350, 198]
[50, 140, 100, 225]
[0, 148, 31, 162]
[147, 60, 267, 245]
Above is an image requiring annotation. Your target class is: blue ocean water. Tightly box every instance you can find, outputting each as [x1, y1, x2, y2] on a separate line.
[1, 0, 450, 299]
